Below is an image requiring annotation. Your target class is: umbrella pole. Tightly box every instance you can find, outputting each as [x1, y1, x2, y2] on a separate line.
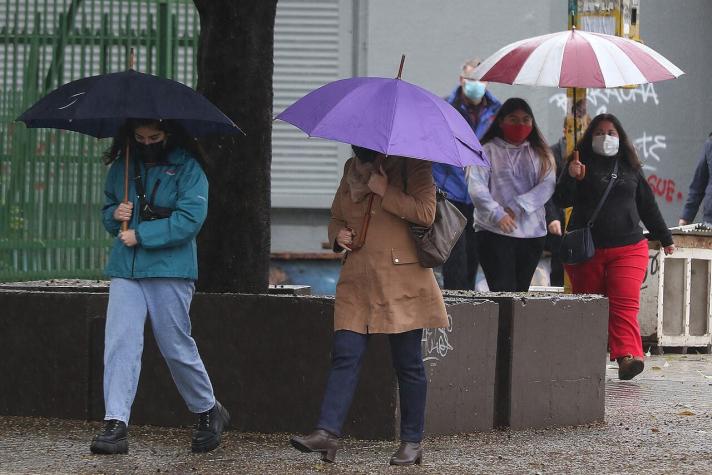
[572, 87, 586, 180]
[397, 54, 405, 79]
[121, 48, 135, 232]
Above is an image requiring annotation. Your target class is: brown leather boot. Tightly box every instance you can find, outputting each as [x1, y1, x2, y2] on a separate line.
[290, 429, 338, 463]
[617, 355, 644, 380]
[389, 441, 423, 466]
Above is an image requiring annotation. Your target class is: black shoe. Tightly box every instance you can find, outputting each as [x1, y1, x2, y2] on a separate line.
[90, 419, 128, 455]
[617, 355, 645, 380]
[389, 441, 423, 466]
[290, 429, 339, 463]
[192, 400, 230, 453]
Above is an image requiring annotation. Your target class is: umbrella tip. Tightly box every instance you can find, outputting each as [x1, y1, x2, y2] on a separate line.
[396, 54, 406, 79]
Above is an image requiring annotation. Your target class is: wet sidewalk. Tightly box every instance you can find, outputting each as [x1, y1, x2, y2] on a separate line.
[1, 355, 711, 474]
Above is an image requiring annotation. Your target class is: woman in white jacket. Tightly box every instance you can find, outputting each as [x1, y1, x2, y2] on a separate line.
[467, 98, 555, 291]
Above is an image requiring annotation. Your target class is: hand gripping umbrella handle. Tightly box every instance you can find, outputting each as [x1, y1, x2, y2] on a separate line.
[572, 150, 586, 181]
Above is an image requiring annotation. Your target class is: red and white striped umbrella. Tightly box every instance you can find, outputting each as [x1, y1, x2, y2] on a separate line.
[471, 28, 684, 88]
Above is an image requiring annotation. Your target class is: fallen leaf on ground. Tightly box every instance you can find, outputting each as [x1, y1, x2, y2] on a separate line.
[678, 410, 695, 416]
[696, 370, 712, 380]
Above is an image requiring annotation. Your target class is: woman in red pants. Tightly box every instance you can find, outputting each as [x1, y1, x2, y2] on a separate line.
[554, 114, 675, 380]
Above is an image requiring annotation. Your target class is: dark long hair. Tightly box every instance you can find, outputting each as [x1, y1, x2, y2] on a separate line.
[480, 97, 553, 179]
[576, 113, 640, 170]
[102, 119, 207, 169]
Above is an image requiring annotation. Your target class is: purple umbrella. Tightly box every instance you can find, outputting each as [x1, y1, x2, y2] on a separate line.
[275, 62, 488, 168]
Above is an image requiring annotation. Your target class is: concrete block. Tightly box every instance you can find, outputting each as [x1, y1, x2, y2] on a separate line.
[422, 299, 499, 435]
[487, 294, 608, 430]
[0, 290, 107, 420]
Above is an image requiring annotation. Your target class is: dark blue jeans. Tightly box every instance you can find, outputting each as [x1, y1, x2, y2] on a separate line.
[316, 329, 426, 442]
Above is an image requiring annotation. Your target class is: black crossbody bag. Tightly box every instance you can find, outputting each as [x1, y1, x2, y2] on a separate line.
[560, 159, 618, 265]
[133, 158, 174, 221]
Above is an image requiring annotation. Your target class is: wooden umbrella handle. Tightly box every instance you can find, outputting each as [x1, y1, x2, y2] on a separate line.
[352, 194, 375, 250]
[572, 150, 586, 181]
[120, 47, 135, 232]
[121, 143, 130, 232]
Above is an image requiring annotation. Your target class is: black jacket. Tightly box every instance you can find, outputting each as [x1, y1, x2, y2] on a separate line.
[554, 153, 673, 249]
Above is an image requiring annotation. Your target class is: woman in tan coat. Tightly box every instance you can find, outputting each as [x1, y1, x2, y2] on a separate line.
[290, 146, 448, 466]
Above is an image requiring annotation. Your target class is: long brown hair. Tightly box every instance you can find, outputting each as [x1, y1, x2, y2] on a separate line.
[576, 113, 640, 170]
[480, 97, 553, 179]
[102, 119, 207, 169]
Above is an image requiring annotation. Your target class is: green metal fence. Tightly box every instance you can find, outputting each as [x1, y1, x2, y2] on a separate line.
[0, 0, 199, 281]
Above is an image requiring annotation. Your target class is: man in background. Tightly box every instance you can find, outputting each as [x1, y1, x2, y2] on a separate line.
[435, 58, 501, 290]
[679, 132, 712, 227]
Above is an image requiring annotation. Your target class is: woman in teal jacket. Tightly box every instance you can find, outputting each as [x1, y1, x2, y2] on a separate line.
[90, 119, 229, 455]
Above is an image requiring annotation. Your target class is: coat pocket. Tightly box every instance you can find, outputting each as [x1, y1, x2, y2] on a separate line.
[391, 248, 419, 265]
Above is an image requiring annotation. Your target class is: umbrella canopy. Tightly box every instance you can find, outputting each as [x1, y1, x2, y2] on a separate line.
[276, 77, 488, 168]
[471, 28, 684, 89]
[17, 69, 242, 138]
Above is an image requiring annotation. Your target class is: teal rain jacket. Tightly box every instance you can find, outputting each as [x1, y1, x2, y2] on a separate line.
[101, 147, 208, 280]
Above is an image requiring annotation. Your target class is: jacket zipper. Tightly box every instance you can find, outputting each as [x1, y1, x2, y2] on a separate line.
[130, 161, 143, 278]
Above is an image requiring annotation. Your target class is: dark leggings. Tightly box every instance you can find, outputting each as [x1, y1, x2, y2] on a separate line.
[476, 230, 546, 292]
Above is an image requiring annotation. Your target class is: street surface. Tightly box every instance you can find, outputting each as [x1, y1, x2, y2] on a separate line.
[1, 355, 710, 474]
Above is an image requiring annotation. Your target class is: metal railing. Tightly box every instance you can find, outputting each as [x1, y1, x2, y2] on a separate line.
[0, 0, 199, 281]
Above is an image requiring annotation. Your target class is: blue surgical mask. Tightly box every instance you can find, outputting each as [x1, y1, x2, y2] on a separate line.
[463, 80, 486, 102]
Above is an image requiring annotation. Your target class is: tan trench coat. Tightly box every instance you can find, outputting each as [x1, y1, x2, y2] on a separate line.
[328, 156, 448, 334]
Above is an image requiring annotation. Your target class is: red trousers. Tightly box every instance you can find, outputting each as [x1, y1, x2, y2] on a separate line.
[565, 239, 648, 360]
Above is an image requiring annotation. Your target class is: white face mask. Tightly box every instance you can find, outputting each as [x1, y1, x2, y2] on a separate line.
[592, 134, 620, 156]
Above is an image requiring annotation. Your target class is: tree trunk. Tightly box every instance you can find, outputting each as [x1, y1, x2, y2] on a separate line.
[193, 0, 277, 293]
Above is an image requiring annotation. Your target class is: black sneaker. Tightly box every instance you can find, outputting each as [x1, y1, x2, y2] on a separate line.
[90, 419, 128, 455]
[191, 400, 230, 453]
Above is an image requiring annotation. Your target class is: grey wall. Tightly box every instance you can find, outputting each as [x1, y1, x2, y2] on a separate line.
[364, 0, 712, 225]
[272, 0, 712, 252]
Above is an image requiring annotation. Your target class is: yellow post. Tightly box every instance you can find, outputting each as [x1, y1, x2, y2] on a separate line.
[562, 1, 636, 291]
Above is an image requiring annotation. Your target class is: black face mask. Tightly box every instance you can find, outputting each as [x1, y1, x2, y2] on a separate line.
[352, 145, 379, 163]
[134, 140, 166, 163]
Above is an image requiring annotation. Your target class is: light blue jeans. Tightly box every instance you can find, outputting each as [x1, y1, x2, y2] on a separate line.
[103, 277, 215, 424]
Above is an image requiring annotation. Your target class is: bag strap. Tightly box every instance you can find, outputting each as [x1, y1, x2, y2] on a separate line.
[133, 156, 149, 210]
[587, 158, 619, 227]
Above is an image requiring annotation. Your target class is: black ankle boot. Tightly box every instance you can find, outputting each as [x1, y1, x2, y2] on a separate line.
[290, 429, 339, 463]
[389, 441, 423, 466]
[192, 400, 230, 453]
[90, 419, 128, 455]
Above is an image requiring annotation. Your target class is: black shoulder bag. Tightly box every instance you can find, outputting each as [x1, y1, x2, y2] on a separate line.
[560, 159, 618, 264]
[401, 160, 467, 268]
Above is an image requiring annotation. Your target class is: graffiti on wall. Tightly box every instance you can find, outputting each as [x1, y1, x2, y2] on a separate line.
[550, 83, 685, 205]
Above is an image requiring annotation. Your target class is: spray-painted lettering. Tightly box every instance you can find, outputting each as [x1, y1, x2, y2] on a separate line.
[549, 83, 660, 115]
[647, 174, 683, 203]
[422, 313, 453, 363]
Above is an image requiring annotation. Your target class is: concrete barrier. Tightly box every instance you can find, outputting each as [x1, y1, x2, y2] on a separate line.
[0, 286, 606, 438]
[445, 291, 609, 430]
[0, 288, 499, 440]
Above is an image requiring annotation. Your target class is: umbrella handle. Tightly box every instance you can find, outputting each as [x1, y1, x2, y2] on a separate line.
[121, 143, 130, 232]
[352, 194, 375, 250]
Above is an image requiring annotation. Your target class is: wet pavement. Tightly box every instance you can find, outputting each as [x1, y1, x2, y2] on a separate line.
[1, 354, 711, 474]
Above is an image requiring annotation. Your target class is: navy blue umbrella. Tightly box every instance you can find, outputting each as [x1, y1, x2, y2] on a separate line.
[17, 69, 243, 138]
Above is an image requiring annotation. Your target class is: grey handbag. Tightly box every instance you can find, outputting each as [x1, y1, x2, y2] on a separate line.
[402, 161, 467, 268]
